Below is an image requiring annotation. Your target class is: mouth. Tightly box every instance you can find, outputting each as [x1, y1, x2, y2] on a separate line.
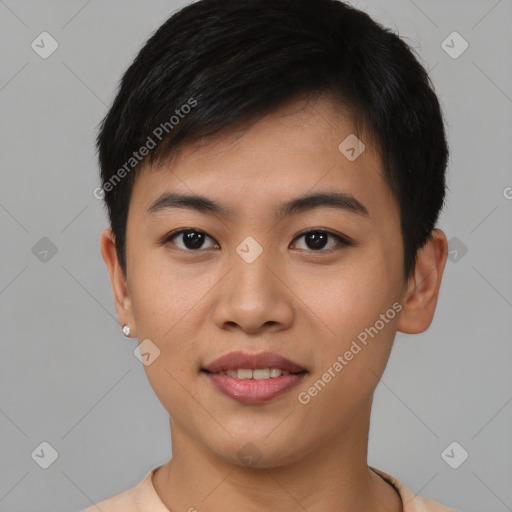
[201, 351, 308, 404]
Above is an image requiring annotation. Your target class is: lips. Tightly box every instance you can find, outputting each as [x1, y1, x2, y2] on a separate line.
[202, 351, 308, 404]
[202, 350, 307, 374]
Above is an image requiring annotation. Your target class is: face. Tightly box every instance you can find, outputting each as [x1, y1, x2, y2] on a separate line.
[102, 95, 442, 468]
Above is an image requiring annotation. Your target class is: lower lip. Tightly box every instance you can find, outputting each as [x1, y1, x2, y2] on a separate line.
[204, 372, 307, 404]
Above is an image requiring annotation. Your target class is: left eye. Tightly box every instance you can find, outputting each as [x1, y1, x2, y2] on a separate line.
[291, 230, 346, 252]
[163, 229, 347, 252]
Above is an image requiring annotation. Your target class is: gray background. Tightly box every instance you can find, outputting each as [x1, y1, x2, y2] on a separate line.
[1, 1, 511, 511]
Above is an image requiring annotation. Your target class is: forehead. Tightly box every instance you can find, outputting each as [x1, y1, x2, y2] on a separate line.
[129, 95, 395, 222]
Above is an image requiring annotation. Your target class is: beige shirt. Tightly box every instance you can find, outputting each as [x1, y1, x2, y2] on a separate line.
[81, 465, 458, 512]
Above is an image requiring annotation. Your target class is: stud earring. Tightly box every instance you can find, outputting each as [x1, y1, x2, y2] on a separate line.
[122, 325, 131, 337]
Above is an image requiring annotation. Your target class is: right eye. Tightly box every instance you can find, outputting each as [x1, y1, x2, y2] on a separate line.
[163, 229, 219, 251]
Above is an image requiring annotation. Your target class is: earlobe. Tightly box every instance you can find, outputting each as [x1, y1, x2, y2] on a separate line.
[396, 229, 448, 334]
[100, 228, 136, 335]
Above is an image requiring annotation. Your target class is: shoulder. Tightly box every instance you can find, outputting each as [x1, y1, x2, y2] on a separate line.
[370, 466, 460, 512]
[80, 483, 140, 512]
[78, 466, 166, 512]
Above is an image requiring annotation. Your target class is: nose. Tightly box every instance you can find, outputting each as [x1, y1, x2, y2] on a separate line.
[211, 246, 295, 334]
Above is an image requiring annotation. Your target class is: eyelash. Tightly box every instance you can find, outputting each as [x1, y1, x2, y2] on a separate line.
[162, 228, 351, 254]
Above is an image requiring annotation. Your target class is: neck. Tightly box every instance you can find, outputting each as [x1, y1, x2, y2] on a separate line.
[152, 400, 402, 512]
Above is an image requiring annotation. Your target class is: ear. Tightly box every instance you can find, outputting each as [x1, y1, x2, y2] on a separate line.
[396, 229, 448, 334]
[100, 227, 137, 337]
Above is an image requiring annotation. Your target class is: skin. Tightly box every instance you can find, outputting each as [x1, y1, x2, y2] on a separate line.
[101, 94, 448, 512]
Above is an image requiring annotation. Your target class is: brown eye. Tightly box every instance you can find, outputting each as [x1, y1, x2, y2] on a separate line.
[292, 230, 348, 252]
[165, 229, 218, 251]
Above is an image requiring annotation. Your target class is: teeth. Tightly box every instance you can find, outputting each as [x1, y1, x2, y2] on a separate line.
[253, 368, 270, 380]
[237, 369, 253, 379]
[215, 368, 293, 379]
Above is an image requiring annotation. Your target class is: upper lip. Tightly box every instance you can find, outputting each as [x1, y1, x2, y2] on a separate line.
[203, 351, 307, 374]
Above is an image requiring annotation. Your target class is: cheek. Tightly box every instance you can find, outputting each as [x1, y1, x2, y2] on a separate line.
[294, 255, 398, 342]
[129, 263, 208, 416]
[129, 254, 213, 338]
[290, 249, 401, 405]
[127, 265, 203, 398]
[294, 275, 398, 424]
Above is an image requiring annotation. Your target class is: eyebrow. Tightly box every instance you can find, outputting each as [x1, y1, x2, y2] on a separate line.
[146, 190, 369, 221]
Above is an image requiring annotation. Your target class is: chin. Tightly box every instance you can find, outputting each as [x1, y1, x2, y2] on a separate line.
[206, 433, 309, 470]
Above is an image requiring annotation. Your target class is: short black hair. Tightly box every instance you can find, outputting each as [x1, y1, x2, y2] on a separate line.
[96, 0, 448, 279]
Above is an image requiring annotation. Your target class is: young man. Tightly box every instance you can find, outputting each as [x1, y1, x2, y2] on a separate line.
[89, 0, 455, 510]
